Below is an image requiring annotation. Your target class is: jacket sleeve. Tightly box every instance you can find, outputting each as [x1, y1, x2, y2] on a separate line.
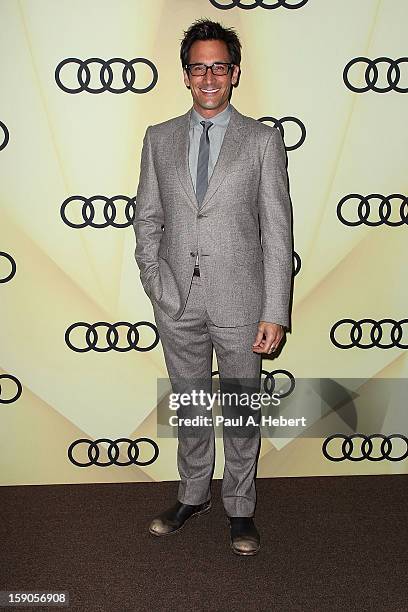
[133, 126, 164, 297]
[257, 126, 293, 329]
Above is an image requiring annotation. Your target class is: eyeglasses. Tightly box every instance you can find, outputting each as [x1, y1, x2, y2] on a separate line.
[185, 62, 234, 76]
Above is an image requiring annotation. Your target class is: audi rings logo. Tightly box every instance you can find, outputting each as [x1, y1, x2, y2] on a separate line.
[337, 194, 408, 227]
[61, 195, 136, 228]
[65, 321, 159, 352]
[209, 0, 308, 9]
[0, 121, 9, 151]
[330, 319, 408, 349]
[68, 438, 159, 467]
[261, 369, 296, 398]
[322, 434, 408, 462]
[0, 374, 23, 404]
[55, 57, 158, 94]
[0, 252, 17, 283]
[258, 116, 306, 150]
[343, 57, 408, 93]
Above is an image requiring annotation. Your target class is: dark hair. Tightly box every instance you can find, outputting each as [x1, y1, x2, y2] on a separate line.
[180, 18, 241, 68]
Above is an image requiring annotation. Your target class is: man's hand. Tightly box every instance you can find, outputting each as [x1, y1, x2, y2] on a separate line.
[252, 321, 284, 354]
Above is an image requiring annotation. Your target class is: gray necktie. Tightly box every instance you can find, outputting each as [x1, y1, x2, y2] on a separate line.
[196, 120, 213, 206]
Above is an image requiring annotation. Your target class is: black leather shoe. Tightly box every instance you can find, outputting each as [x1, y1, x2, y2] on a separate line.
[149, 500, 211, 536]
[228, 517, 260, 556]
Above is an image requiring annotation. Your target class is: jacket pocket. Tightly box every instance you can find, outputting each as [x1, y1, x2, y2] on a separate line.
[228, 157, 255, 175]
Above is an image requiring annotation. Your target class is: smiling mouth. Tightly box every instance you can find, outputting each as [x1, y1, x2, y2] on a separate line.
[200, 88, 220, 94]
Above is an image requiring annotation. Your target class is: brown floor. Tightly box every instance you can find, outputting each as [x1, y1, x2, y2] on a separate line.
[1, 475, 407, 611]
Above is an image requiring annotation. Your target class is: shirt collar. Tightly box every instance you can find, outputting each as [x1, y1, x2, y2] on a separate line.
[190, 102, 232, 129]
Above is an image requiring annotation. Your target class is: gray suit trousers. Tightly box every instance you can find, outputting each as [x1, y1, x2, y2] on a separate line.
[152, 272, 262, 517]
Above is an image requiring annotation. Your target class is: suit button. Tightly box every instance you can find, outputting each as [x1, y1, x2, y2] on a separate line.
[197, 213, 203, 218]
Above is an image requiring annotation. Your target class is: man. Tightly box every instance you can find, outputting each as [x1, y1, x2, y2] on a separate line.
[133, 19, 293, 556]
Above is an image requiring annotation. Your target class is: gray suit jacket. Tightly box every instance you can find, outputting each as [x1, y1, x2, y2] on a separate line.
[133, 104, 293, 328]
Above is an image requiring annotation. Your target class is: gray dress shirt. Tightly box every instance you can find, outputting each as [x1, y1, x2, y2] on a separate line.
[188, 102, 232, 267]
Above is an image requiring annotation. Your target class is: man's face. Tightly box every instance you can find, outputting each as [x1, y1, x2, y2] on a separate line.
[183, 39, 240, 117]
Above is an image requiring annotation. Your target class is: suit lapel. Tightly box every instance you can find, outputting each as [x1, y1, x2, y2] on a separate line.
[173, 108, 197, 212]
[200, 105, 245, 210]
[173, 104, 246, 212]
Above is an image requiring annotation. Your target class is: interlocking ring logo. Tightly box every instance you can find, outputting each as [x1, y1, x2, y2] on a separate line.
[337, 194, 408, 227]
[322, 434, 408, 462]
[55, 57, 158, 94]
[68, 438, 159, 467]
[258, 116, 306, 151]
[343, 57, 408, 93]
[61, 195, 136, 228]
[65, 321, 159, 352]
[209, 0, 308, 9]
[0, 121, 9, 151]
[0, 374, 23, 404]
[261, 369, 295, 398]
[330, 319, 408, 349]
[0, 252, 17, 283]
